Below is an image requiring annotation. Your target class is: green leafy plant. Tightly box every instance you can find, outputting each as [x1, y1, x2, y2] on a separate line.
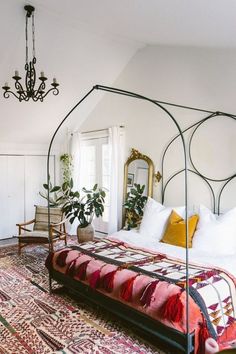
[39, 154, 73, 207]
[123, 183, 147, 230]
[39, 173, 74, 207]
[62, 183, 106, 228]
[39, 178, 63, 207]
[60, 153, 73, 185]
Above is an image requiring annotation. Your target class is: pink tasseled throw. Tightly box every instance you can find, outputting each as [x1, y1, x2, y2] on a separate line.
[46, 238, 236, 354]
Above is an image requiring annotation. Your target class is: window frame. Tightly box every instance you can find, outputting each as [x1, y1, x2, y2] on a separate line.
[80, 130, 110, 234]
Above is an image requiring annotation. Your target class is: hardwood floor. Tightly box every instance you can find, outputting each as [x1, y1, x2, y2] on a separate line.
[0, 237, 17, 247]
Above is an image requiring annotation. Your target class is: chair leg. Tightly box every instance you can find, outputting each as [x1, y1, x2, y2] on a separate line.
[49, 273, 52, 294]
[18, 241, 21, 255]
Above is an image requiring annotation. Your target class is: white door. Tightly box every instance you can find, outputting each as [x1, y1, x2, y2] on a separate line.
[0, 155, 55, 240]
[25, 155, 55, 221]
[0, 156, 9, 238]
[0, 156, 25, 239]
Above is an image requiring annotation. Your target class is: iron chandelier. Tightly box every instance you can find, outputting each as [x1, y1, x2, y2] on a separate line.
[2, 5, 59, 102]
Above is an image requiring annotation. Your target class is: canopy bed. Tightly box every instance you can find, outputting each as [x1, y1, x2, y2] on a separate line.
[45, 85, 236, 354]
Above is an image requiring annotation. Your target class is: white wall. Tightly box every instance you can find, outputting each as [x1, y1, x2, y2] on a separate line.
[80, 45, 236, 211]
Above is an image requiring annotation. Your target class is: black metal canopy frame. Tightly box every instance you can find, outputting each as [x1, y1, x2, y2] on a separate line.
[161, 111, 236, 215]
[47, 85, 236, 354]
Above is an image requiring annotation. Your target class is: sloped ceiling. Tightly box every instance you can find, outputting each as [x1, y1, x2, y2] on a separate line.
[1, 0, 236, 144]
[0, 0, 142, 144]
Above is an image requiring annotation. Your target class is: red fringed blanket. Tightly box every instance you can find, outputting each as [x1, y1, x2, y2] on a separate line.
[45, 238, 236, 353]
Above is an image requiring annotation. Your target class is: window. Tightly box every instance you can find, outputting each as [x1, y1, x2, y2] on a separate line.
[80, 132, 110, 234]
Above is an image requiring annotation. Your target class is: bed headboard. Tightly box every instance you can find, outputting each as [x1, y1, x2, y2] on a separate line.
[161, 112, 236, 214]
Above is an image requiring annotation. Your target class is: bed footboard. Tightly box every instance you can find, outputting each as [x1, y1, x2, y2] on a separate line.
[46, 239, 236, 353]
[49, 268, 194, 354]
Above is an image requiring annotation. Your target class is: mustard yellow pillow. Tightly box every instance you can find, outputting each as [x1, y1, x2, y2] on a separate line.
[161, 210, 199, 248]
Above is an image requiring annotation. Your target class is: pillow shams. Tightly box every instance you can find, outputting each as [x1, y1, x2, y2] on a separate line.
[192, 205, 236, 255]
[139, 197, 185, 241]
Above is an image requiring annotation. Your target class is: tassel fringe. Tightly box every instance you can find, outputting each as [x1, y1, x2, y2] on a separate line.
[160, 291, 183, 322]
[140, 280, 159, 307]
[55, 250, 70, 267]
[66, 259, 78, 277]
[76, 260, 90, 280]
[89, 269, 101, 289]
[120, 275, 138, 302]
[102, 269, 118, 292]
[197, 319, 209, 354]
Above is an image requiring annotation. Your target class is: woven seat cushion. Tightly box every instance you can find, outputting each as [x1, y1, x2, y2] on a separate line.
[19, 231, 49, 238]
[18, 230, 59, 243]
[18, 230, 49, 244]
[33, 206, 62, 231]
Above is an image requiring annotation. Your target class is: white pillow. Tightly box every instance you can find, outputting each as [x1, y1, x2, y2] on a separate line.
[139, 197, 185, 241]
[192, 205, 236, 255]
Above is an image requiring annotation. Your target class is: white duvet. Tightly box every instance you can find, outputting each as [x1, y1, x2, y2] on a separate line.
[111, 230, 236, 278]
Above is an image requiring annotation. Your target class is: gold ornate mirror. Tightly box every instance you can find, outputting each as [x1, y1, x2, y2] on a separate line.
[124, 148, 154, 199]
[123, 148, 155, 228]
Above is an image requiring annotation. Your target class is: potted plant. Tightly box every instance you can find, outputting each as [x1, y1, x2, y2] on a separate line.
[123, 183, 147, 230]
[62, 183, 106, 242]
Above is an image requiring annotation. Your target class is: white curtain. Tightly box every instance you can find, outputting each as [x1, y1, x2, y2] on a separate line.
[70, 132, 82, 190]
[68, 132, 82, 234]
[108, 126, 125, 234]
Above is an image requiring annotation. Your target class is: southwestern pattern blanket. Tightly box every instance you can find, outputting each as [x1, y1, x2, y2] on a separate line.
[46, 238, 236, 353]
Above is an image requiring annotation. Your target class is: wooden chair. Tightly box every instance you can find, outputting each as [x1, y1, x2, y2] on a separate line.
[16, 205, 67, 254]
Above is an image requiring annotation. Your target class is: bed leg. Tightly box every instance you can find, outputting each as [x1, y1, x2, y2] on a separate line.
[49, 273, 52, 294]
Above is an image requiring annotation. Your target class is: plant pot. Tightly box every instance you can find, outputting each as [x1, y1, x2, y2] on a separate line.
[77, 224, 94, 243]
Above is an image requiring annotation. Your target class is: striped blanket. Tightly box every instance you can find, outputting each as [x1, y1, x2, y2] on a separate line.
[45, 238, 236, 353]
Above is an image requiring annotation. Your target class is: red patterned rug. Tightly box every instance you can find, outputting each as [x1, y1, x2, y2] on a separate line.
[0, 237, 168, 354]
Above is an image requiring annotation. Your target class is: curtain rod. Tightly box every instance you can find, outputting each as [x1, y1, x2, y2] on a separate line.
[75, 125, 124, 135]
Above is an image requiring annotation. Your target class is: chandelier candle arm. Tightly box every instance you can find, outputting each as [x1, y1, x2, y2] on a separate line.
[2, 83, 9, 90]
[2, 5, 60, 102]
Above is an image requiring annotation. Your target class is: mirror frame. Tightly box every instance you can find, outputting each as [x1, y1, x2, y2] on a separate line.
[123, 148, 154, 202]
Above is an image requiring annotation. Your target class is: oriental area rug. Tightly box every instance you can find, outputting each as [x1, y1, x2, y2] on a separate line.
[0, 237, 168, 354]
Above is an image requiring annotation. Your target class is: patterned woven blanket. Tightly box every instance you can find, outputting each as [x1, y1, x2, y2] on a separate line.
[46, 238, 236, 354]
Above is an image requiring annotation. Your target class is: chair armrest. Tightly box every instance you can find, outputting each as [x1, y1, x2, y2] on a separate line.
[50, 229, 67, 237]
[18, 227, 32, 233]
[49, 218, 67, 228]
[17, 219, 35, 236]
[16, 219, 35, 227]
[49, 219, 68, 242]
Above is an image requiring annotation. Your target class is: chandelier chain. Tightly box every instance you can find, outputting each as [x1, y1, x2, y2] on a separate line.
[32, 12, 36, 59]
[25, 14, 28, 64]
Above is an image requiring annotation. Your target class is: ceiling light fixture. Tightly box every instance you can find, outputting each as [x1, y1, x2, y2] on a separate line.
[2, 5, 59, 102]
